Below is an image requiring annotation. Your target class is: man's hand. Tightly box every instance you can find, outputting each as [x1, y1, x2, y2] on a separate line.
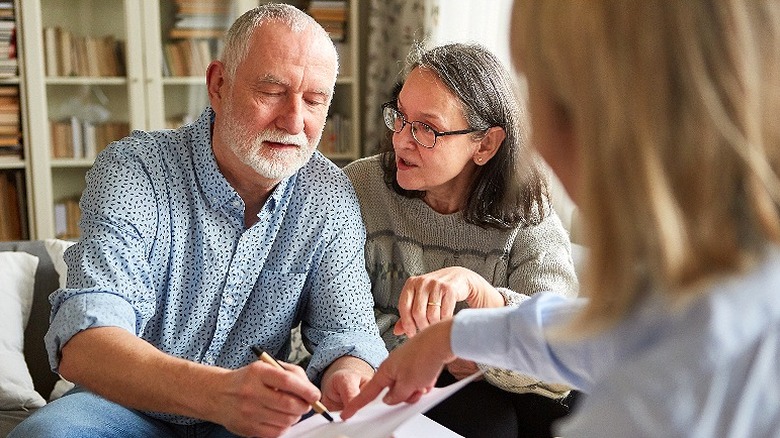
[319, 355, 375, 410]
[58, 328, 321, 438]
[216, 359, 321, 437]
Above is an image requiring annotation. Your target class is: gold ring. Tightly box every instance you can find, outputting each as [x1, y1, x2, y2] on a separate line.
[427, 302, 441, 307]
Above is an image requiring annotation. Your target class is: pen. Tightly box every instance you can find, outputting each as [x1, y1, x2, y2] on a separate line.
[250, 345, 334, 422]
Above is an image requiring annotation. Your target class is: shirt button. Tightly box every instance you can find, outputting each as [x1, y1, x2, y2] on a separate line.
[203, 353, 214, 365]
[224, 295, 235, 305]
[232, 200, 241, 208]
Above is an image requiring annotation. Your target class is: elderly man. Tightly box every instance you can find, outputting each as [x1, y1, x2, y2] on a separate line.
[10, 4, 386, 438]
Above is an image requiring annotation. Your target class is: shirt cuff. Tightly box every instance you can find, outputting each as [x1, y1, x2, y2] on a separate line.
[305, 332, 389, 383]
[44, 291, 138, 372]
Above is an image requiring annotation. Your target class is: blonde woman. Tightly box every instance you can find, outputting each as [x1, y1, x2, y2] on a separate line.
[343, 1, 780, 436]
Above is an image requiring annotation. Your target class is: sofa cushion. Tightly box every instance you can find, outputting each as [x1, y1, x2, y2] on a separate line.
[44, 238, 76, 289]
[0, 241, 61, 403]
[0, 251, 46, 410]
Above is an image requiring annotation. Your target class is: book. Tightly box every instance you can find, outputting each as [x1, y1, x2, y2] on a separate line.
[0, 170, 23, 240]
[44, 26, 60, 76]
[54, 197, 80, 239]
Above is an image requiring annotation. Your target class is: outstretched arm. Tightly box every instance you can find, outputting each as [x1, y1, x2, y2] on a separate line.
[341, 320, 457, 420]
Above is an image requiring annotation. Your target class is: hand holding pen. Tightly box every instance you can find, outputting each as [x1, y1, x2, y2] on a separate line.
[251, 346, 334, 422]
[218, 346, 325, 437]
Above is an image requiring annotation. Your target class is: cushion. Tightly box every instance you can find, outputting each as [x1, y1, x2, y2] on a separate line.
[44, 238, 76, 289]
[0, 251, 47, 410]
[43, 239, 77, 400]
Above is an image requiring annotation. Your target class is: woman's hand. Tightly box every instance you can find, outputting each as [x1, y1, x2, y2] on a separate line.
[341, 320, 457, 420]
[446, 358, 482, 380]
[393, 267, 505, 339]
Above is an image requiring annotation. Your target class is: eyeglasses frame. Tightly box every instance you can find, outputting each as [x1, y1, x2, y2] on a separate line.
[381, 102, 478, 149]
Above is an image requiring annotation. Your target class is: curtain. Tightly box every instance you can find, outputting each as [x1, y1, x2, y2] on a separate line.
[362, 0, 439, 156]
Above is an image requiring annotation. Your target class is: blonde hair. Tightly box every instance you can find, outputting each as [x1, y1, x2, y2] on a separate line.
[511, 1, 780, 333]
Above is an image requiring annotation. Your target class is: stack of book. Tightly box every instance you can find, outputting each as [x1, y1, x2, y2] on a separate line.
[42, 26, 125, 77]
[0, 1, 16, 78]
[163, 0, 229, 76]
[307, 1, 347, 42]
[0, 170, 26, 240]
[49, 118, 128, 160]
[318, 113, 352, 155]
[0, 85, 20, 162]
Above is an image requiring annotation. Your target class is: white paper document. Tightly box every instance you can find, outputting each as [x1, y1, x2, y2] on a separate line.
[280, 372, 483, 438]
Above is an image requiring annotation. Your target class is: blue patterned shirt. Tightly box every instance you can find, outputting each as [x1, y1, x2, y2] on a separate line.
[45, 107, 387, 423]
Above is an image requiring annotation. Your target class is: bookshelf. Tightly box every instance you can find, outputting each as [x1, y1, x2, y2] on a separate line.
[17, 0, 362, 239]
[0, 0, 30, 241]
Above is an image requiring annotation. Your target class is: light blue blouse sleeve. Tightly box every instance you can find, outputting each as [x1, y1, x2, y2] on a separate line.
[451, 292, 610, 392]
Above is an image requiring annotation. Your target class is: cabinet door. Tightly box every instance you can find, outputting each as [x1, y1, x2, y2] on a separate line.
[143, 0, 258, 130]
[20, 0, 146, 239]
[0, 0, 29, 240]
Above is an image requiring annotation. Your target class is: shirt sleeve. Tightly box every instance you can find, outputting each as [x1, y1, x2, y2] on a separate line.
[44, 142, 161, 372]
[299, 180, 388, 381]
[451, 292, 611, 392]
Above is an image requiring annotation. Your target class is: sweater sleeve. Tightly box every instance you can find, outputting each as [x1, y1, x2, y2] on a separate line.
[505, 211, 579, 300]
[477, 210, 580, 398]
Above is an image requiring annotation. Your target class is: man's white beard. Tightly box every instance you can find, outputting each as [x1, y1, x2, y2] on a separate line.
[222, 113, 320, 181]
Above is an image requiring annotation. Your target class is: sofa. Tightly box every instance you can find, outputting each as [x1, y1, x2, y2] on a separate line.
[0, 240, 65, 436]
[0, 204, 584, 437]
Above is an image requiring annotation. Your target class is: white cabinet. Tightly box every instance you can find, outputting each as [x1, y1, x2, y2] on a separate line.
[18, 0, 362, 239]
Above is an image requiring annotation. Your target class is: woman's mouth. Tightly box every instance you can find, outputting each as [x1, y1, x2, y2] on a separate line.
[397, 157, 416, 170]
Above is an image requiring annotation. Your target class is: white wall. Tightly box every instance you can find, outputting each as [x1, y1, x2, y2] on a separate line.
[430, 0, 513, 68]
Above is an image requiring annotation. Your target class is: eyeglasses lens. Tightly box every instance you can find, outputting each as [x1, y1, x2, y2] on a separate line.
[382, 105, 436, 148]
[383, 107, 402, 132]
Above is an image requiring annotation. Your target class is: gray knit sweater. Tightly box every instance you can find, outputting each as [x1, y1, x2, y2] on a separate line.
[343, 155, 579, 399]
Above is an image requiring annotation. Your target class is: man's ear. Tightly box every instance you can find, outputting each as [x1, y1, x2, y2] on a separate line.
[206, 60, 227, 111]
[473, 126, 506, 165]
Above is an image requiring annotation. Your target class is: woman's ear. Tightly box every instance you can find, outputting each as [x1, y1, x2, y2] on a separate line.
[473, 126, 506, 165]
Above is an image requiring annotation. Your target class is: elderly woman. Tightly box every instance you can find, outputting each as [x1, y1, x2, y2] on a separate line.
[343, 43, 578, 438]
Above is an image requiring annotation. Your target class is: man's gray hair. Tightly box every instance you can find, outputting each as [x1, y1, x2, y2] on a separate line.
[221, 3, 338, 79]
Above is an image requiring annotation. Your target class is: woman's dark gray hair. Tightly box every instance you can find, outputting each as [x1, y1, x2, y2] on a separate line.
[221, 3, 337, 80]
[381, 42, 550, 229]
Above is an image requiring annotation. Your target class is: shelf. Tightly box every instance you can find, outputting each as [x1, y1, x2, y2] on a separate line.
[17, 0, 363, 240]
[0, 160, 26, 170]
[50, 158, 96, 168]
[162, 76, 206, 85]
[45, 77, 128, 85]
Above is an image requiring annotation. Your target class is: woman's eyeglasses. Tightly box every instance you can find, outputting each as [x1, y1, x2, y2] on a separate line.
[381, 102, 477, 149]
